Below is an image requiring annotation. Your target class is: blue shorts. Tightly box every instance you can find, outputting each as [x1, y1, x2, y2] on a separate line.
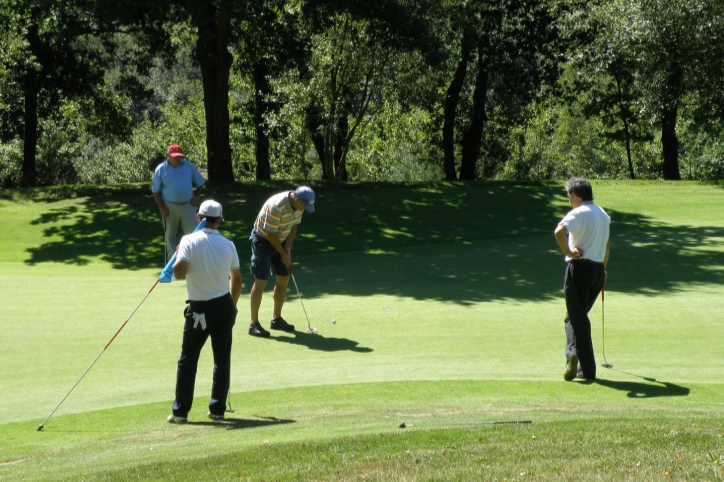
[249, 232, 290, 280]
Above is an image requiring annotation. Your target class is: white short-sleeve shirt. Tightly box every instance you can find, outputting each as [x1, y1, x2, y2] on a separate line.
[558, 201, 610, 263]
[176, 228, 240, 301]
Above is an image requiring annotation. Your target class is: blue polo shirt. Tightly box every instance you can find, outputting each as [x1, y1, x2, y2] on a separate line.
[152, 159, 206, 203]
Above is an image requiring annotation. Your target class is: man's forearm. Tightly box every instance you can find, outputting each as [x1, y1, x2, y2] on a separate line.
[265, 232, 287, 256]
[230, 270, 242, 306]
[153, 192, 166, 209]
[284, 224, 298, 250]
[554, 225, 572, 256]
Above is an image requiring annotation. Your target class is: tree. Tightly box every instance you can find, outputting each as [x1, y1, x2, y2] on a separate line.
[0, 1, 103, 186]
[625, 0, 724, 179]
[181, 0, 236, 182]
[305, 14, 394, 180]
[234, 1, 306, 180]
[561, 0, 652, 179]
[301, 0, 441, 180]
[438, 0, 560, 181]
[0, 0, 170, 186]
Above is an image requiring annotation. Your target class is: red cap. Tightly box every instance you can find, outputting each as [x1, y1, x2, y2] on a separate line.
[167, 144, 184, 158]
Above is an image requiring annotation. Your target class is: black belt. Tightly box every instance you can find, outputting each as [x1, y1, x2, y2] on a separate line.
[569, 258, 603, 265]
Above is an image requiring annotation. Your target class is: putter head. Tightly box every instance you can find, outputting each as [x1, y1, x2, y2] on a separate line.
[306, 327, 317, 333]
[602, 363, 613, 369]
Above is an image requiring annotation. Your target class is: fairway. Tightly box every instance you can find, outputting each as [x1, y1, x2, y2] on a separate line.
[1, 181, 723, 481]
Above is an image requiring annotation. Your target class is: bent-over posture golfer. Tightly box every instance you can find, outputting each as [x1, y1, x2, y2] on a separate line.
[554, 178, 610, 381]
[152, 144, 205, 260]
[248, 186, 315, 337]
[167, 200, 242, 423]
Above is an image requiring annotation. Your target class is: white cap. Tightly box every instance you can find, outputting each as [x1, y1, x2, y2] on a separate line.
[199, 200, 223, 219]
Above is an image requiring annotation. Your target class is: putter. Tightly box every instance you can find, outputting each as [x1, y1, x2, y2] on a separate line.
[226, 389, 235, 414]
[399, 420, 532, 429]
[601, 286, 613, 369]
[290, 272, 316, 333]
[163, 217, 168, 263]
[37, 279, 162, 431]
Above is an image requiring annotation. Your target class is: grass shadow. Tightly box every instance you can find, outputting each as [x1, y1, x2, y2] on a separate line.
[17, 181, 724, 305]
[291, 208, 724, 305]
[268, 331, 373, 353]
[187, 416, 295, 431]
[22, 181, 569, 271]
[593, 378, 690, 398]
[20, 185, 292, 270]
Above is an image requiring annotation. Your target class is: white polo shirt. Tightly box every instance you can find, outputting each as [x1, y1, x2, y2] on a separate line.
[176, 228, 240, 301]
[558, 201, 610, 263]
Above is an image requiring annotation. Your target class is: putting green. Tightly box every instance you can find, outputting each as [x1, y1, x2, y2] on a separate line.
[0, 181, 722, 480]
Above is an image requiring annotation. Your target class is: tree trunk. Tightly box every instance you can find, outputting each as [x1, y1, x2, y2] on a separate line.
[20, 18, 41, 187]
[623, 118, 634, 179]
[333, 101, 349, 180]
[459, 43, 489, 181]
[442, 36, 472, 181]
[21, 74, 39, 188]
[253, 60, 270, 180]
[194, 1, 234, 183]
[615, 76, 635, 179]
[661, 67, 682, 180]
[304, 105, 327, 179]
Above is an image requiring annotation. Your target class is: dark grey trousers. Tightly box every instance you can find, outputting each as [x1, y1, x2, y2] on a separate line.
[172, 293, 237, 418]
[564, 260, 605, 380]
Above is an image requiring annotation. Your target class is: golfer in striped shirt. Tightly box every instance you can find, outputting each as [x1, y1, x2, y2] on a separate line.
[248, 187, 316, 337]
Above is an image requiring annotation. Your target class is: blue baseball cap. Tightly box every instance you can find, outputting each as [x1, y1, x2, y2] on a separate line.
[295, 186, 316, 213]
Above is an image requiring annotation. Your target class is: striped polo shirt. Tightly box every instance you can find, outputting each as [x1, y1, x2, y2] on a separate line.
[252, 192, 303, 243]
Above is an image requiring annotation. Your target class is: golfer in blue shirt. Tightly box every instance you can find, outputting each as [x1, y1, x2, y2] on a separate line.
[152, 144, 206, 259]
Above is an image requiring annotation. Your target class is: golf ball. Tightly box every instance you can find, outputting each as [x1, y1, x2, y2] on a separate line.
[332, 318, 336, 324]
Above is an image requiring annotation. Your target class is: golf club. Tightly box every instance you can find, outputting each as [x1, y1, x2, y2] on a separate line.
[163, 217, 167, 264]
[290, 272, 316, 333]
[601, 286, 613, 369]
[226, 389, 235, 414]
[399, 420, 532, 429]
[37, 279, 161, 431]
[226, 353, 234, 414]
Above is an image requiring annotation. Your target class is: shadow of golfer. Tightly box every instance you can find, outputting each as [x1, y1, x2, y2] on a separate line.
[594, 378, 690, 399]
[270, 331, 373, 353]
[188, 416, 295, 431]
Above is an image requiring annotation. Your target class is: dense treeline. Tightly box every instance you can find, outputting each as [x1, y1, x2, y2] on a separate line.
[1, 0, 723, 187]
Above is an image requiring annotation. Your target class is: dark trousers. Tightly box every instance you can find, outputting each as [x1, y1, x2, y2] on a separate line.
[172, 293, 237, 418]
[563, 261, 605, 380]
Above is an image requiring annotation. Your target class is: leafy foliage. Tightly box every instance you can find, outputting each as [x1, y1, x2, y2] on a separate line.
[1, 0, 724, 185]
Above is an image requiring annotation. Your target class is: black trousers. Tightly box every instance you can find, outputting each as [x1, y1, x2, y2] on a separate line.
[563, 261, 605, 380]
[172, 293, 237, 418]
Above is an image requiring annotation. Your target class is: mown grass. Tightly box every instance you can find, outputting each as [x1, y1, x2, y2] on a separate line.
[91, 417, 723, 481]
[1, 180, 723, 481]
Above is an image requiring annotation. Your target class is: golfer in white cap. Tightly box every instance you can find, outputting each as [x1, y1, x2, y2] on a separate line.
[167, 200, 241, 423]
